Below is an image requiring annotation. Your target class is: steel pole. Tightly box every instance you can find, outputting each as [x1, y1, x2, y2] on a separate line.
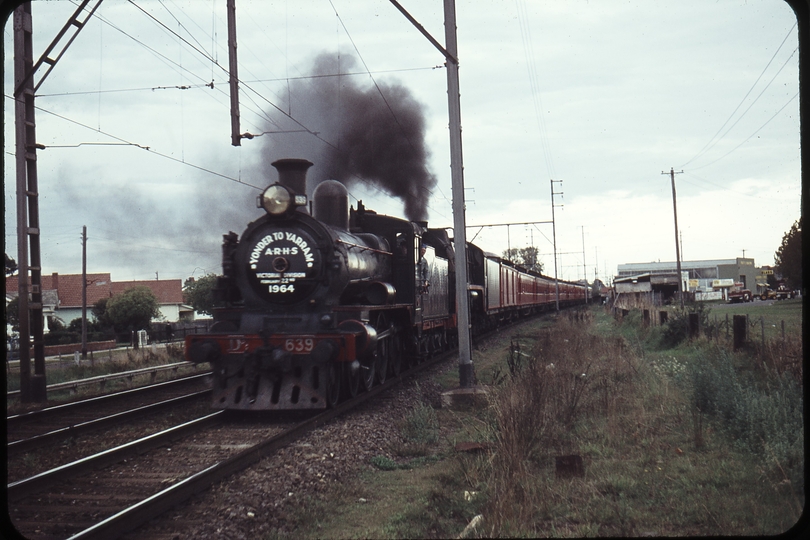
[14, 4, 32, 402]
[444, 0, 473, 387]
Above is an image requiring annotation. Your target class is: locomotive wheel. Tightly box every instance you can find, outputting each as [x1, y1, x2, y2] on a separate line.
[325, 361, 341, 408]
[343, 362, 360, 399]
[417, 335, 428, 362]
[374, 313, 389, 385]
[376, 339, 389, 385]
[388, 332, 402, 377]
[426, 335, 434, 357]
[360, 355, 376, 392]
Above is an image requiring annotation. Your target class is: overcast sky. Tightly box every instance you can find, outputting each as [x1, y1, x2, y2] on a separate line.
[4, 0, 801, 285]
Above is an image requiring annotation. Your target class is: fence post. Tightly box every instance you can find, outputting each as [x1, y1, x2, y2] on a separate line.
[760, 317, 766, 359]
[688, 313, 700, 339]
[733, 315, 747, 350]
[781, 320, 785, 344]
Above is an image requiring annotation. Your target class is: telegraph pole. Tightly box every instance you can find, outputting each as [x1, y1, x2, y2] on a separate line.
[662, 167, 684, 308]
[581, 225, 587, 304]
[81, 225, 88, 360]
[550, 179, 563, 311]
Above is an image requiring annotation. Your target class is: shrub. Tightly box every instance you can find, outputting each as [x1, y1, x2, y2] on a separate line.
[402, 401, 439, 445]
[688, 350, 803, 491]
[656, 302, 711, 348]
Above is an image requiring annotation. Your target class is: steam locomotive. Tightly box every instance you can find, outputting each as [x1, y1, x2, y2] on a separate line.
[185, 159, 588, 410]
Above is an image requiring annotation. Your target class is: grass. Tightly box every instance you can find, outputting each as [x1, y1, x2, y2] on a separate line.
[670, 298, 802, 342]
[257, 304, 803, 538]
[6, 343, 193, 412]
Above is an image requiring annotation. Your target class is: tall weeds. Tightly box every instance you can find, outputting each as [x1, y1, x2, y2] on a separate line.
[485, 314, 637, 534]
[688, 348, 804, 491]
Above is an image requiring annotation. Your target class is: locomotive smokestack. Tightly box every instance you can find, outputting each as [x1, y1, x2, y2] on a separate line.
[271, 158, 313, 197]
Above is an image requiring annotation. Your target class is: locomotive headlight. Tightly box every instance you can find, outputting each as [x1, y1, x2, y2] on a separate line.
[258, 184, 308, 215]
[259, 184, 292, 215]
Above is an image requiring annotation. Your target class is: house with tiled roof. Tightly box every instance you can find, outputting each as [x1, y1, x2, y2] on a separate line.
[5, 273, 194, 329]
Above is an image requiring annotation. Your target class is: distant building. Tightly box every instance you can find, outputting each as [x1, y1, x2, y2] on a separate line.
[5, 273, 194, 330]
[617, 258, 759, 294]
[613, 272, 681, 309]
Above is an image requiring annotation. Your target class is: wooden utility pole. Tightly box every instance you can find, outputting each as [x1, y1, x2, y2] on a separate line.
[227, 0, 241, 146]
[662, 167, 684, 308]
[581, 225, 587, 304]
[81, 225, 88, 360]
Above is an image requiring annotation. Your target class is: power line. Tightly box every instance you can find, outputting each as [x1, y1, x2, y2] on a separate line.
[679, 22, 797, 169]
[33, 2, 450, 222]
[689, 91, 798, 171]
[4, 93, 263, 190]
[514, 0, 556, 180]
[327, 0, 422, 157]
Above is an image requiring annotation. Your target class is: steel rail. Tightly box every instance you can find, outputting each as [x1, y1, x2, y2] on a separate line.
[7, 361, 201, 397]
[62, 353, 451, 540]
[7, 389, 212, 455]
[7, 411, 224, 502]
[7, 372, 212, 427]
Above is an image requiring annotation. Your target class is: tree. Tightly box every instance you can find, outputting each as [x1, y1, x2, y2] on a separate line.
[105, 286, 161, 332]
[774, 218, 801, 289]
[5, 253, 17, 276]
[502, 246, 544, 274]
[92, 297, 114, 330]
[183, 274, 219, 316]
[6, 296, 19, 332]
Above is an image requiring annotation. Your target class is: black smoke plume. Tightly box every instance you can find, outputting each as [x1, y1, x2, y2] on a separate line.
[260, 52, 437, 222]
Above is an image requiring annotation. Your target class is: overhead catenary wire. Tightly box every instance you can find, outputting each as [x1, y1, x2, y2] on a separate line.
[327, 0, 439, 201]
[4, 93, 263, 190]
[514, 0, 556, 180]
[36, 1, 452, 222]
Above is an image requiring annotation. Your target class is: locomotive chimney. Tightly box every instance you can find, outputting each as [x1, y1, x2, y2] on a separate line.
[271, 158, 313, 198]
[313, 180, 350, 230]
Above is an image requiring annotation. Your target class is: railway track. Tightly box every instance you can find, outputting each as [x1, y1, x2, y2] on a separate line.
[7, 374, 213, 455]
[6, 348, 450, 540]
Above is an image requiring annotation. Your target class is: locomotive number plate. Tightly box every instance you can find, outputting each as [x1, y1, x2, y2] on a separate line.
[283, 336, 315, 353]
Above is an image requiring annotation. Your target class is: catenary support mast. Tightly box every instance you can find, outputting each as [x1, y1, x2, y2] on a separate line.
[14, 0, 101, 401]
[14, 2, 46, 402]
[389, 0, 472, 387]
[443, 0, 473, 387]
